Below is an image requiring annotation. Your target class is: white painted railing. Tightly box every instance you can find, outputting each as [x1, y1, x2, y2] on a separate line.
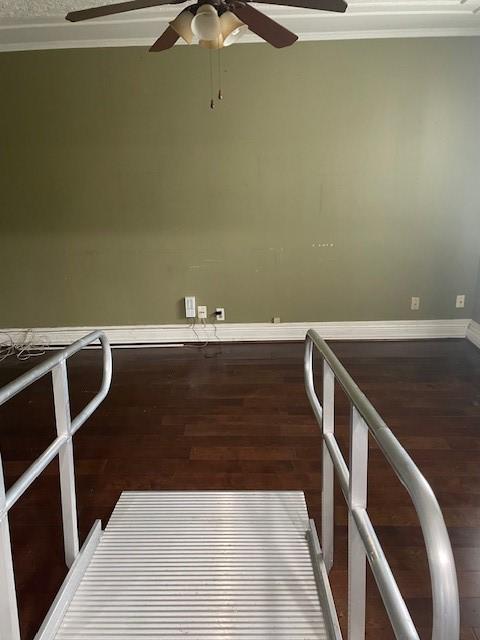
[0, 331, 112, 640]
[304, 329, 460, 640]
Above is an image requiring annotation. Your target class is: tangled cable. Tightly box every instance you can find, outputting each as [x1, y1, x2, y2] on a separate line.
[0, 330, 49, 363]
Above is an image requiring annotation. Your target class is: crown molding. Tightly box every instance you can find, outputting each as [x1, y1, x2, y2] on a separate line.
[2, 27, 480, 53]
[1, 0, 480, 52]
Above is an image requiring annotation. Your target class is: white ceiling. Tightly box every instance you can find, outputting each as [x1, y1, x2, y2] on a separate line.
[1, 0, 480, 52]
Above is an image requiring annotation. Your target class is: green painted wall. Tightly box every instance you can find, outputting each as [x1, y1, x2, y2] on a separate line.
[1, 39, 480, 327]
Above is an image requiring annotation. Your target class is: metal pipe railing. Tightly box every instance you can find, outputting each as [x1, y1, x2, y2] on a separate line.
[0, 330, 112, 423]
[0, 330, 112, 640]
[5, 434, 68, 512]
[304, 329, 459, 640]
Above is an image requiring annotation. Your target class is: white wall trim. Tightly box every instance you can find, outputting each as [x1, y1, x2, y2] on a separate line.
[466, 320, 480, 349]
[3, 28, 480, 53]
[1, 319, 471, 348]
[2, 0, 480, 53]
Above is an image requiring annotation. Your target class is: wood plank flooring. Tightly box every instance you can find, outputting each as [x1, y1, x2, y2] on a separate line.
[0, 338, 479, 639]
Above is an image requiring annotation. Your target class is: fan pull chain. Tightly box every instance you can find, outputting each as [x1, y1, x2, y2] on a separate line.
[209, 49, 215, 110]
[208, 37, 224, 109]
[217, 40, 223, 101]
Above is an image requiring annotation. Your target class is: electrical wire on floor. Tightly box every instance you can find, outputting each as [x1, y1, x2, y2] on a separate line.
[201, 316, 223, 358]
[0, 330, 48, 363]
[185, 317, 222, 358]
[190, 318, 209, 349]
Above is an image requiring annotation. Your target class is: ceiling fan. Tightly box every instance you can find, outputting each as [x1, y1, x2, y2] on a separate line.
[66, 0, 348, 51]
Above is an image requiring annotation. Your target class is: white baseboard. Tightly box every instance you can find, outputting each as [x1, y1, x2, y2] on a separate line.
[1, 319, 471, 347]
[466, 320, 480, 350]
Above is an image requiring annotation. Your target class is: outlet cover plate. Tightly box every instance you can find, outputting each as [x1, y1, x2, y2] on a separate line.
[411, 297, 420, 311]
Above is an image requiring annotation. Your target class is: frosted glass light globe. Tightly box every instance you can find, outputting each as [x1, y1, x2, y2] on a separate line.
[223, 24, 247, 46]
[220, 11, 245, 46]
[191, 4, 221, 41]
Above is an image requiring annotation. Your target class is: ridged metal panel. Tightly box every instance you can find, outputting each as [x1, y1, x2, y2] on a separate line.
[55, 491, 328, 639]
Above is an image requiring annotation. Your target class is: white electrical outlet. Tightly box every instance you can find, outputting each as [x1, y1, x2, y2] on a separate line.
[185, 296, 196, 319]
[456, 294, 465, 309]
[411, 297, 420, 311]
[197, 305, 207, 319]
[215, 307, 225, 321]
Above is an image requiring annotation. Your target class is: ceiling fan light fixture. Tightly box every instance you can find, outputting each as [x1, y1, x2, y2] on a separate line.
[191, 4, 221, 41]
[199, 33, 224, 49]
[66, 0, 348, 56]
[169, 9, 194, 44]
[220, 11, 246, 46]
[223, 24, 247, 46]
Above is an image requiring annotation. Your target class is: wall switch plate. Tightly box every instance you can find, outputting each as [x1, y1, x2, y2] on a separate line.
[411, 296, 420, 311]
[185, 296, 196, 318]
[456, 294, 465, 308]
[197, 305, 207, 319]
[215, 307, 225, 321]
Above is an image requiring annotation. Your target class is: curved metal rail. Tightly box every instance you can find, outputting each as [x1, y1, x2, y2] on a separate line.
[304, 329, 459, 640]
[0, 330, 112, 640]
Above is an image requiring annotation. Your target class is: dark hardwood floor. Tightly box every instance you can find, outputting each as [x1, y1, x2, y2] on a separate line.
[1, 338, 479, 639]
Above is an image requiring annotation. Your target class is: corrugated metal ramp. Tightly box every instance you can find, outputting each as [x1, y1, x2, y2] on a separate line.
[54, 491, 329, 639]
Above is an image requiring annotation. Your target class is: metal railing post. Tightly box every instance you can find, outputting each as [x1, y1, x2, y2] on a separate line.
[0, 331, 111, 636]
[348, 405, 369, 640]
[322, 360, 335, 574]
[304, 329, 459, 640]
[52, 361, 79, 568]
[0, 454, 21, 640]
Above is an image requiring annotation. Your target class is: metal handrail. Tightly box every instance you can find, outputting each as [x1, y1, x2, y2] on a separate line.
[304, 329, 459, 640]
[0, 330, 112, 640]
[0, 330, 111, 418]
[1, 330, 112, 512]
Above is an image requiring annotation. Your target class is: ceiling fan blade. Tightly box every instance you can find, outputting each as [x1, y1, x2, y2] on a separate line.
[149, 25, 180, 51]
[230, 3, 297, 48]
[249, 0, 347, 12]
[66, 0, 179, 22]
